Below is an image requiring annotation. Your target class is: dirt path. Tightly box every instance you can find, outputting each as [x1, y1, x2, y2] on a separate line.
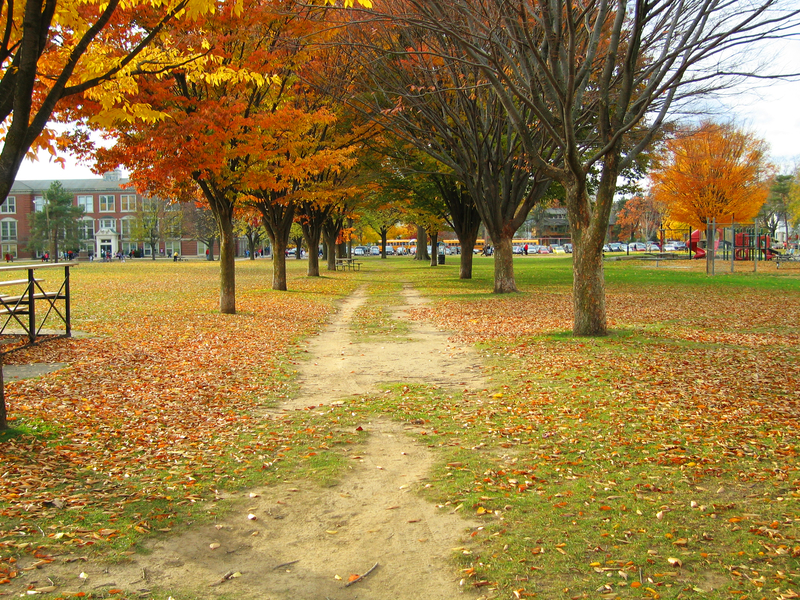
[288, 284, 485, 409]
[15, 283, 487, 599]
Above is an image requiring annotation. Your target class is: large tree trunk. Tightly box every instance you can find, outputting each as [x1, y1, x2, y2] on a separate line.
[415, 226, 429, 261]
[566, 158, 617, 336]
[571, 235, 606, 335]
[429, 231, 438, 266]
[492, 235, 517, 293]
[302, 225, 323, 277]
[218, 215, 236, 314]
[269, 232, 289, 290]
[323, 222, 337, 271]
[380, 228, 389, 259]
[459, 228, 478, 279]
[256, 198, 295, 291]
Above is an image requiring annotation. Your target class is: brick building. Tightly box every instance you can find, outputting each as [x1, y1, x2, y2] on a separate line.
[6, 172, 213, 260]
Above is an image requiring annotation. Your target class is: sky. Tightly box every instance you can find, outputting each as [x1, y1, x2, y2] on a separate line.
[13, 35, 800, 182]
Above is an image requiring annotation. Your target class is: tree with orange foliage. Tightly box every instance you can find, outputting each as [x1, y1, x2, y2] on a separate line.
[92, 0, 364, 307]
[616, 194, 664, 243]
[651, 123, 772, 228]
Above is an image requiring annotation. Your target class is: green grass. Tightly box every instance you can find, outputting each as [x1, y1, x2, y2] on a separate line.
[1, 255, 797, 600]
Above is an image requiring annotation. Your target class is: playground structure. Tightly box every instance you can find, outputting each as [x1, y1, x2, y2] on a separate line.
[688, 219, 797, 274]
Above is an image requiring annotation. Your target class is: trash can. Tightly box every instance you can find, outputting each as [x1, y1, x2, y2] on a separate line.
[438, 252, 445, 265]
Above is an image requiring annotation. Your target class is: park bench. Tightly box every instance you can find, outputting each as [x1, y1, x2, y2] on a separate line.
[0, 263, 75, 344]
[775, 249, 799, 268]
[335, 258, 362, 271]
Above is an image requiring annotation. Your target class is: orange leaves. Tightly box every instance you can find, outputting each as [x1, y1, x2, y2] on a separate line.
[651, 122, 772, 228]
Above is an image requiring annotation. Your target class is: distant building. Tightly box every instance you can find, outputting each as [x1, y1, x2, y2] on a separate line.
[6, 172, 214, 259]
[539, 207, 570, 245]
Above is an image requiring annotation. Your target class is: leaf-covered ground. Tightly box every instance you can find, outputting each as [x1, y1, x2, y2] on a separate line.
[0, 260, 358, 594]
[1, 255, 798, 600]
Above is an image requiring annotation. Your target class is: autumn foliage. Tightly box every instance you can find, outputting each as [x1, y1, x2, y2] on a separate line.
[651, 122, 772, 228]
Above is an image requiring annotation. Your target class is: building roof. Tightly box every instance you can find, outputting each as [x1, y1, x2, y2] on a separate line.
[10, 172, 132, 194]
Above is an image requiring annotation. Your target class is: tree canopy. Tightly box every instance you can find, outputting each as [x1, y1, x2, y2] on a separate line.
[651, 123, 772, 229]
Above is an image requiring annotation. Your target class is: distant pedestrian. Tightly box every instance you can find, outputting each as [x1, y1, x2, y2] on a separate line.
[524, 243, 528, 255]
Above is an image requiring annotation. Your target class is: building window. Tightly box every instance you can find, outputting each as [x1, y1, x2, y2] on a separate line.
[1, 219, 17, 242]
[79, 218, 95, 240]
[1, 197, 15, 214]
[77, 195, 93, 213]
[120, 194, 136, 212]
[1, 243, 17, 259]
[99, 194, 115, 212]
[165, 240, 180, 256]
[34, 196, 45, 212]
[121, 241, 138, 255]
[100, 218, 116, 231]
[140, 197, 156, 212]
[120, 217, 134, 237]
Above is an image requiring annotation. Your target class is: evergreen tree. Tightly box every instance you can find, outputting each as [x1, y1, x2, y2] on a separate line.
[28, 182, 84, 261]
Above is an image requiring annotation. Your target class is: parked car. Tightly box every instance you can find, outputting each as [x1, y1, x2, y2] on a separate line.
[646, 242, 661, 252]
[608, 242, 624, 252]
[353, 246, 366, 256]
[513, 245, 523, 254]
[370, 246, 381, 256]
[563, 243, 573, 253]
[385, 246, 395, 255]
[628, 242, 648, 251]
[537, 246, 551, 254]
[551, 245, 565, 254]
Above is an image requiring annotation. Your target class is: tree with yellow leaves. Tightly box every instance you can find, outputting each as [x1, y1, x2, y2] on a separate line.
[0, 0, 223, 202]
[651, 123, 772, 229]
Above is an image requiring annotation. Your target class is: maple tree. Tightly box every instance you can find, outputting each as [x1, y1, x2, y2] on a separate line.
[90, 0, 361, 305]
[391, 0, 800, 335]
[0, 0, 220, 203]
[615, 193, 664, 243]
[651, 123, 771, 229]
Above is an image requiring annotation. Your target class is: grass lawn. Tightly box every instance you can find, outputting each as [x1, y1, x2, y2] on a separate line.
[1, 255, 798, 600]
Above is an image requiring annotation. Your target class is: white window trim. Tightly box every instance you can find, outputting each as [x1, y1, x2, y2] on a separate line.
[99, 194, 116, 213]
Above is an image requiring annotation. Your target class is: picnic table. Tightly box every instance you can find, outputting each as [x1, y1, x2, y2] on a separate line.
[776, 248, 799, 268]
[335, 258, 362, 271]
[0, 262, 76, 344]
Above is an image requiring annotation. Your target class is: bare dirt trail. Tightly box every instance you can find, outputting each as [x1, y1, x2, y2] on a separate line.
[286, 284, 485, 409]
[14, 283, 487, 599]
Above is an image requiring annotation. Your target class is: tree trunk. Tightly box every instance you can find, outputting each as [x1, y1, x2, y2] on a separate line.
[323, 221, 338, 271]
[269, 232, 289, 291]
[492, 235, 517, 293]
[218, 217, 236, 314]
[381, 229, 389, 259]
[415, 226, 429, 261]
[566, 160, 616, 336]
[325, 232, 336, 271]
[571, 236, 606, 336]
[459, 228, 478, 279]
[303, 226, 322, 277]
[429, 231, 438, 266]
